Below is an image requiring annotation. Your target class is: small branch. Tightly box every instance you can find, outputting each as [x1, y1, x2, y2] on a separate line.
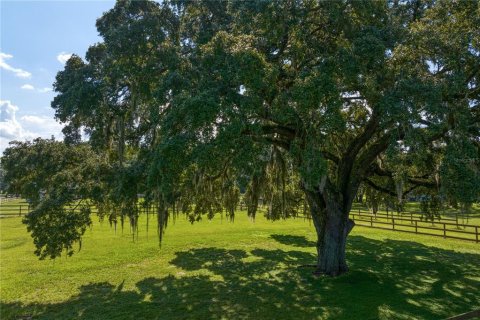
[322, 151, 340, 164]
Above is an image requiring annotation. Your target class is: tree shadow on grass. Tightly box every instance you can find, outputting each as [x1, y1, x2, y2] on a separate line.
[269, 234, 316, 247]
[2, 236, 479, 320]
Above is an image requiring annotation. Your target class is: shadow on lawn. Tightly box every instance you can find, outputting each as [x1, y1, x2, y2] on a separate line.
[269, 234, 317, 247]
[2, 236, 479, 320]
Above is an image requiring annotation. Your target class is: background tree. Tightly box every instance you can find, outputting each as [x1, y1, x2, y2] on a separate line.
[1, 138, 104, 259]
[2, 0, 479, 276]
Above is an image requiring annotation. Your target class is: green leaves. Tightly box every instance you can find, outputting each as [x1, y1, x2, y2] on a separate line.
[2, 139, 100, 205]
[440, 138, 480, 205]
[24, 200, 92, 259]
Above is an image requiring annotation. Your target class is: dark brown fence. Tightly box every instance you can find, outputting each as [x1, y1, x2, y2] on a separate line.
[0, 202, 31, 217]
[0, 202, 151, 217]
[352, 206, 471, 224]
[350, 211, 479, 242]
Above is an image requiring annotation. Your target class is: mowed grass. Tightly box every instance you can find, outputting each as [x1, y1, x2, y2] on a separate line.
[1, 212, 479, 320]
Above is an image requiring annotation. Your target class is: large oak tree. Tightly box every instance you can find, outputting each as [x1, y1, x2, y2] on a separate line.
[2, 0, 479, 276]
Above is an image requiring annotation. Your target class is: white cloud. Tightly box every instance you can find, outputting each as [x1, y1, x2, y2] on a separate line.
[20, 84, 53, 93]
[0, 100, 63, 154]
[0, 52, 32, 78]
[0, 100, 23, 141]
[20, 115, 46, 124]
[57, 52, 72, 64]
[21, 84, 35, 90]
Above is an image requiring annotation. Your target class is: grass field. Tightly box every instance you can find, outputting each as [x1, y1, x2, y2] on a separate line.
[1, 211, 479, 319]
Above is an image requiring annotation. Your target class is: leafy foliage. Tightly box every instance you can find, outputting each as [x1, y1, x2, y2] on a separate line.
[1, 138, 104, 258]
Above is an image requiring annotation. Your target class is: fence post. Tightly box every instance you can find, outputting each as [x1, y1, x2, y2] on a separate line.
[443, 223, 446, 238]
[370, 215, 373, 227]
[392, 218, 395, 230]
[415, 220, 418, 234]
[476, 226, 478, 243]
[19, 205, 22, 216]
[410, 212, 413, 224]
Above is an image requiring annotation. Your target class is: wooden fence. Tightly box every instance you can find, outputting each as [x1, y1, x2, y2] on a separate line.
[352, 206, 469, 224]
[0, 202, 31, 217]
[350, 211, 479, 242]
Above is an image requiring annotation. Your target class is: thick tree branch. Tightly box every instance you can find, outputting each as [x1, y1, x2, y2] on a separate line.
[364, 179, 397, 197]
[260, 124, 296, 140]
[368, 162, 436, 188]
[337, 112, 380, 193]
[344, 112, 380, 162]
[356, 131, 394, 178]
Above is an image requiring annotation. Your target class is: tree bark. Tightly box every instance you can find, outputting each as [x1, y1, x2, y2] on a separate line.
[306, 189, 355, 276]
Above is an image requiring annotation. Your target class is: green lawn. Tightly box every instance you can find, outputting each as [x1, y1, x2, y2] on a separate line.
[1, 212, 479, 320]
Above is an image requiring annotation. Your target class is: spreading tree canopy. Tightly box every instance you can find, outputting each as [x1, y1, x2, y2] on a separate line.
[2, 0, 479, 276]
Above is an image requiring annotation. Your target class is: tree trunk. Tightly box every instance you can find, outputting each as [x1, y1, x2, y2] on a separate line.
[306, 190, 355, 276]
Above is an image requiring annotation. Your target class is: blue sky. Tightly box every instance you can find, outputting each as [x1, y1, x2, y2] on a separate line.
[0, 0, 115, 153]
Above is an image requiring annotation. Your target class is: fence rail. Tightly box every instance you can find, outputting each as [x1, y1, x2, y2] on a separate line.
[0, 203, 31, 216]
[350, 213, 479, 242]
[353, 209, 477, 228]
[352, 206, 464, 224]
